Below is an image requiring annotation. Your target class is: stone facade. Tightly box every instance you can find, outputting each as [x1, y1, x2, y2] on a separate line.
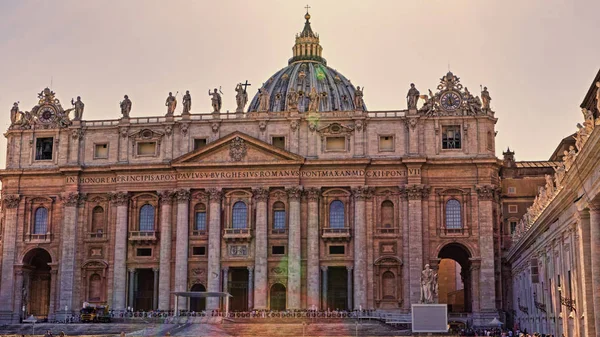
[0, 13, 503, 326]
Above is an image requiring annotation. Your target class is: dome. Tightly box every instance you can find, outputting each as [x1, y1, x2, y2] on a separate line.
[248, 11, 365, 113]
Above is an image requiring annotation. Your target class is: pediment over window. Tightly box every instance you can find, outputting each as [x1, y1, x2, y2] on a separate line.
[317, 122, 354, 136]
[129, 129, 164, 142]
[437, 188, 469, 196]
[374, 256, 403, 266]
[172, 131, 304, 167]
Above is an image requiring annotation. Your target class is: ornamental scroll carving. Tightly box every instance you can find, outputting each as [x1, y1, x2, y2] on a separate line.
[286, 187, 302, 200]
[476, 185, 498, 201]
[174, 189, 191, 203]
[352, 186, 375, 200]
[253, 187, 269, 202]
[158, 190, 175, 203]
[61, 192, 87, 207]
[229, 136, 247, 162]
[108, 192, 130, 206]
[207, 188, 222, 202]
[304, 187, 320, 201]
[402, 185, 430, 200]
[2, 194, 20, 209]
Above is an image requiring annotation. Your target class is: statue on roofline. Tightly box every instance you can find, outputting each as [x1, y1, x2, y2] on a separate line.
[481, 86, 491, 110]
[120, 95, 132, 118]
[182, 90, 191, 115]
[406, 83, 420, 110]
[208, 88, 222, 113]
[70, 96, 85, 121]
[165, 92, 177, 117]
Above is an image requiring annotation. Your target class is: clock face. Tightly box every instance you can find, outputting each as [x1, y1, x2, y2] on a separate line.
[38, 106, 56, 123]
[440, 91, 462, 111]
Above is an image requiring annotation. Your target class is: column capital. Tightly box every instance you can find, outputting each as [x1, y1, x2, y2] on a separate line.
[247, 266, 254, 273]
[208, 188, 223, 202]
[351, 186, 374, 200]
[476, 185, 500, 201]
[61, 192, 87, 207]
[223, 266, 229, 272]
[152, 267, 160, 272]
[128, 267, 136, 273]
[252, 187, 269, 202]
[286, 186, 302, 201]
[401, 184, 430, 200]
[158, 190, 175, 203]
[304, 187, 321, 201]
[109, 192, 130, 206]
[346, 266, 353, 272]
[321, 266, 328, 272]
[174, 189, 191, 203]
[2, 194, 20, 209]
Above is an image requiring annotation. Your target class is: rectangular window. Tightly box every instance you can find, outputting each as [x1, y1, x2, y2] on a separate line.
[329, 245, 345, 255]
[530, 258, 539, 283]
[272, 245, 285, 255]
[507, 187, 516, 195]
[442, 125, 461, 149]
[136, 248, 152, 257]
[325, 137, 346, 151]
[194, 138, 207, 150]
[137, 142, 157, 156]
[510, 221, 518, 234]
[94, 143, 109, 159]
[195, 212, 207, 231]
[35, 137, 54, 160]
[192, 246, 206, 256]
[272, 136, 285, 150]
[379, 135, 394, 152]
[508, 205, 518, 213]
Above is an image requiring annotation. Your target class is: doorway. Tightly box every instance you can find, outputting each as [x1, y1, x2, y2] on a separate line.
[327, 267, 348, 311]
[229, 268, 249, 311]
[438, 243, 472, 312]
[270, 283, 286, 311]
[23, 248, 52, 319]
[134, 269, 154, 311]
[189, 283, 206, 312]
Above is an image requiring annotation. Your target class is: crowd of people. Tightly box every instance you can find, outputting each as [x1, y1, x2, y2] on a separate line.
[458, 329, 555, 337]
[109, 308, 377, 319]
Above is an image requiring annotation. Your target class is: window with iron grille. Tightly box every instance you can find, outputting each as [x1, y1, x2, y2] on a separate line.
[445, 199, 462, 229]
[139, 204, 155, 231]
[232, 201, 247, 229]
[442, 126, 461, 149]
[273, 202, 286, 230]
[34, 207, 48, 234]
[195, 211, 206, 231]
[329, 200, 345, 229]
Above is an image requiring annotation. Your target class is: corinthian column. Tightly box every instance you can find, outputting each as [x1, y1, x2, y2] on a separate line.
[0, 195, 20, 321]
[305, 188, 320, 309]
[207, 188, 222, 310]
[588, 203, 600, 332]
[253, 187, 269, 309]
[174, 189, 191, 310]
[352, 186, 371, 309]
[110, 192, 129, 312]
[286, 187, 302, 309]
[158, 190, 174, 310]
[58, 192, 85, 319]
[475, 186, 497, 311]
[404, 185, 428, 304]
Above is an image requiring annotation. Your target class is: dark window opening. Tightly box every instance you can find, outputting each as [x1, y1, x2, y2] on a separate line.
[442, 126, 461, 149]
[272, 136, 285, 150]
[137, 248, 152, 257]
[35, 137, 54, 160]
[329, 245, 345, 255]
[192, 246, 206, 256]
[272, 246, 285, 255]
[194, 138, 207, 150]
[510, 221, 517, 234]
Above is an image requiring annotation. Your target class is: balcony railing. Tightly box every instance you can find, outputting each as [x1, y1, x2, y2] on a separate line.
[129, 231, 158, 241]
[223, 228, 252, 242]
[321, 227, 351, 241]
[271, 228, 287, 235]
[89, 232, 106, 239]
[26, 233, 52, 242]
[376, 226, 397, 235]
[191, 229, 207, 237]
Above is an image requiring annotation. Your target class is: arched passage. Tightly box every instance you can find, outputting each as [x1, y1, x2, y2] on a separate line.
[270, 283, 286, 311]
[23, 248, 52, 319]
[189, 284, 206, 312]
[438, 243, 472, 313]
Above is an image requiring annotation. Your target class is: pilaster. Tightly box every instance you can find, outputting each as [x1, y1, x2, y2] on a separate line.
[352, 186, 372, 309]
[403, 184, 428, 304]
[253, 187, 269, 309]
[475, 185, 497, 311]
[0, 194, 20, 322]
[158, 190, 174, 310]
[207, 188, 222, 309]
[174, 189, 190, 310]
[110, 191, 129, 311]
[577, 210, 596, 336]
[305, 188, 320, 308]
[588, 204, 600, 333]
[286, 187, 302, 309]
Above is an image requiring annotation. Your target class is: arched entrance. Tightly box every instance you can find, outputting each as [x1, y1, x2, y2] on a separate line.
[269, 283, 286, 311]
[437, 243, 471, 313]
[23, 248, 52, 319]
[189, 284, 206, 312]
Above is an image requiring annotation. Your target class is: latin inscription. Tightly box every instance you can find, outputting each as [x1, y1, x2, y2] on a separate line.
[67, 169, 407, 185]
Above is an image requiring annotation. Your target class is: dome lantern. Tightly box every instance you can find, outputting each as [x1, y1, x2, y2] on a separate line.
[289, 9, 326, 65]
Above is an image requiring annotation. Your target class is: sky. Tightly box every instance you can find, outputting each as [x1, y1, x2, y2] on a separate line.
[0, 0, 598, 166]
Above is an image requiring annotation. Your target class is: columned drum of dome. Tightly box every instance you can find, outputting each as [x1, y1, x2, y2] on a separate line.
[248, 12, 366, 113]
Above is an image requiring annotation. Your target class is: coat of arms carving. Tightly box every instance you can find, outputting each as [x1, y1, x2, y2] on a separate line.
[229, 136, 247, 162]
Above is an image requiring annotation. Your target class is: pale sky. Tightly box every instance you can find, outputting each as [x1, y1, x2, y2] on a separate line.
[1, 0, 598, 167]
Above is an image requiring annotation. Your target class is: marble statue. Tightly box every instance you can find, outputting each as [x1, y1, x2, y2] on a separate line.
[165, 92, 177, 117]
[419, 89, 436, 115]
[10, 102, 19, 125]
[209, 88, 222, 113]
[235, 83, 248, 113]
[596, 81, 600, 113]
[406, 83, 420, 109]
[70, 96, 85, 121]
[286, 87, 299, 111]
[308, 87, 320, 112]
[257, 87, 270, 112]
[481, 86, 491, 110]
[553, 162, 566, 187]
[420, 264, 438, 304]
[182, 90, 191, 115]
[563, 145, 577, 171]
[545, 174, 555, 196]
[582, 108, 594, 122]
[354, 86, 364, 111]
[120, 95, 132, 118]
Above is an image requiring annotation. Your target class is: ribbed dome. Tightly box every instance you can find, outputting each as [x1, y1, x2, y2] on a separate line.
[248, 11, 365, 113]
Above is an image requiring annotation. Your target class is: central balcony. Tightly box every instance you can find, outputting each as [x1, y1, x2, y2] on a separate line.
[129, 231, 158, 243]
[223, 228, 252, 242]
[321, 227, 351, 242]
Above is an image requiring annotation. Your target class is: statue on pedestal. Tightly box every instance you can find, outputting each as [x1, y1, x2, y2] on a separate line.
[182, 90, 191, 115]
[209, 88, 222, 113]
[257, 87, 270, 112]
[120, 95, 132, 118]
[286, 87, 299, 111]
[354, 86, 364, 111]
[420, 264, 438, 304]
[10, 102, 19, 125]
[406, 83, 420, 109]
[481, 86, 491, 110]
[596, 81, 600, 113]
[70, 96, 85, 121]
[308, 87, 320, 112]
[165, 92, 177, 117]
[235, 83, 248, 113]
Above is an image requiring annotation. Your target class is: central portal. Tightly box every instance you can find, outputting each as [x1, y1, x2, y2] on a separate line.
[229, 268, 249, 312]
[327, 267, 348, 311]
[134, 269, 154, 311]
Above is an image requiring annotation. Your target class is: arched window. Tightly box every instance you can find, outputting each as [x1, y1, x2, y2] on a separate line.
[195, 203, 207, 232]
[33, 207, 48, 234]
[139, 204, 155, 231]
[88, 273, 102, 301]
[273, 202, 286, 233]
[91, 206, 104, 234]
[329, 200, 345, 229]
[232, 201, 247, 229]
[445, 199, 462, 229]
[381, 200, 394, 228]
